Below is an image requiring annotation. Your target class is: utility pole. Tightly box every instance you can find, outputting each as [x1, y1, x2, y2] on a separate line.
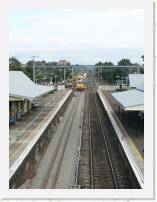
[137, 66, 140, 74]
[72, 66, 74, 88]
[32, 56, 38, 83]
[116, 75, 120, 89]
[64, 67, 66, 83]
[97, 66, 99, 81]
[43, 62, 47, 81]
[101, 67, 103, 79]
[55, 75, 57, 85]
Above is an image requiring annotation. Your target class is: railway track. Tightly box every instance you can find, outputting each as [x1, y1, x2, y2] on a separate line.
[77, 77, 132, 189]
[41, 94, 81, 189]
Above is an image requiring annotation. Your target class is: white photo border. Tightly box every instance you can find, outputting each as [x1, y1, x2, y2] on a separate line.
[0, 0, 154, 199]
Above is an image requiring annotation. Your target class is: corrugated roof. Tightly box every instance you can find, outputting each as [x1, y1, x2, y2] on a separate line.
[9, 71, 55, 101]
[112, 89, 144, 111]
[129, 74, 144, 88]
[136, 82, 144, 92]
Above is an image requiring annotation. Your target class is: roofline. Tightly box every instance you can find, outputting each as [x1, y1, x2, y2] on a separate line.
[118, 103, 144, 110]
[9, 88, 55, 101]
[124, 105, 144, 111]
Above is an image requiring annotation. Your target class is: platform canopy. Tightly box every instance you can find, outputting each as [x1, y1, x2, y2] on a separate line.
[9, 71, 55, 101]
[129, 74, 144, 88]
[136, 82, 144, 92]
[112, 88, 144, 111]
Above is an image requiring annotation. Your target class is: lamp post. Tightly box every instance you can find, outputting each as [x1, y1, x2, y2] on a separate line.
[55, 75, 57, 85]
[43, 77, 46, 85]
[97, 66, 99, 81]
[33, 58, 35, 83]
[50, 76, 52, 83]
[125, 77, 129, 87]
[64, 67, 66, 83]
[101, 67, 103, 80]
[115, 75, 120, 88]
[122, 77, 125, 86]
[72, 66, 74, 88]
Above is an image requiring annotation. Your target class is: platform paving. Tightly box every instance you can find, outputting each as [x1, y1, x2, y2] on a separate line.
[9, 89, 71, 168]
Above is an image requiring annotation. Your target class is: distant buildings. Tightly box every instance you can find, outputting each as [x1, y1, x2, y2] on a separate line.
[21, 64, 27, 68]
[20, 60, 71, 68]
[57, 60, 71, 66]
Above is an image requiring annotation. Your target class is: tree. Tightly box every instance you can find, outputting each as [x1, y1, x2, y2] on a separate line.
[101, 62, 114, 81]
[23, 66, 33, 79]
[103, 61, 114, 66]
[95, 61, 104, 66]
[9, 57, 22, 71]
[117, 58, 132, 66]
[141, 55, 144, 61]
[22, 60, 33, 79]
[47, 61, 57, 66]
[26, 60, 33, 67]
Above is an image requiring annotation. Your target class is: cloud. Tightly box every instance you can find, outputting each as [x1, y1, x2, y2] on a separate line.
[9, 9, 144, 64]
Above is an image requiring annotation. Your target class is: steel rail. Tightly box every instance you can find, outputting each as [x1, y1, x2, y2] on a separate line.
[97, 88, 144, 188]
[90, 83, 119, 189]
[42, 94, 81, 188]
[52, 94, 81, 188]
[74, 93, 85, 188]
[88, 91, 94, 189]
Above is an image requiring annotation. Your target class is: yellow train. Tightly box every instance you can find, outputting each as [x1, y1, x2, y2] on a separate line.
[75, 75, 86, 91]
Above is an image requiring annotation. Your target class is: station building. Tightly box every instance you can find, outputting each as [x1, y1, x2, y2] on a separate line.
[112, 83, 144, 112]
[57, 60, 71, 66]
[9, 71, 55, 124]
[112, 73, 144, 140]
[128, 74, 144, 88]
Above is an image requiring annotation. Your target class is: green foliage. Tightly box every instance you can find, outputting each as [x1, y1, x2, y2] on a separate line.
[95, 61, 114, 66]
[26, 60, 33, 66]
[95, 59, 132, 83]
[95, 61, 104, 66]
[103, 61, 114, 66]
[23, 66, 33, 80]
[141, 55, 144, 61]
[9, 57, 22, 71]
[47, 61, 57, 66]
[117, 58, 132, 66]
[9, 57, 73, 83]
[101, 67, 128, 82]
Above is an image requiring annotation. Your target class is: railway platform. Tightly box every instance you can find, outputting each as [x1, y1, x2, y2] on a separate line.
[97, 86, 144, 188]
[9, 89, 73, 187]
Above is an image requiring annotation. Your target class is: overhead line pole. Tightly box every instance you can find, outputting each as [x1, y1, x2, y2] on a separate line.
[32, 56, 39, 83]
[72, 66, 74, 88]
[64, 67, 66, 83]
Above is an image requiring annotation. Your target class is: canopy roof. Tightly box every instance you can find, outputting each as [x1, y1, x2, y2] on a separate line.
[112, 89, 144, 111]
[9, 71, 55, 101]
[136, 82, 144, 92]
[129, 74, 144, 88]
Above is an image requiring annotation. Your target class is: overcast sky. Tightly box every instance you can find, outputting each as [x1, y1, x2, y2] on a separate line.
[9, 9, 144, 65]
